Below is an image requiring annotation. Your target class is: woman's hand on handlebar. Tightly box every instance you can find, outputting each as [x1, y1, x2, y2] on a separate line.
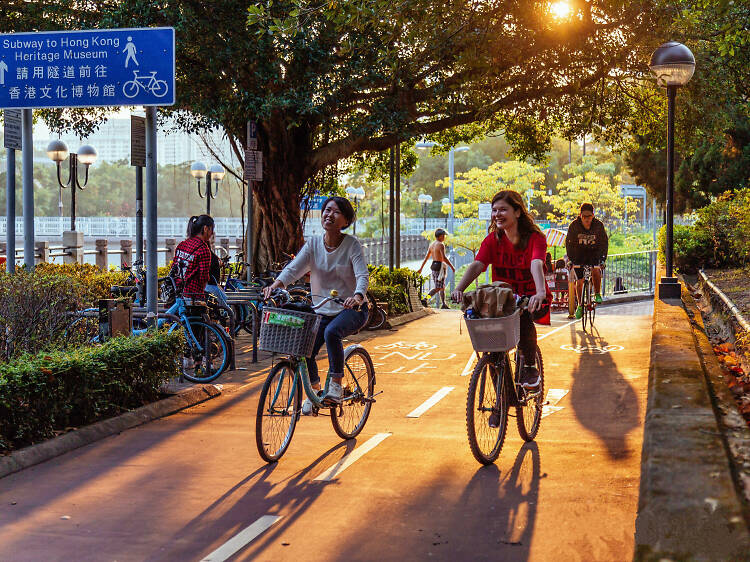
[343, 294, 364, 309]
[263, 280, 284, 300]
[528, 292, 547, 314]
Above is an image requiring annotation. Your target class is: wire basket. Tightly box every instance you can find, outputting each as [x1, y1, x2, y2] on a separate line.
[259, 307, 321, 356]
[464, 309, 520, 352]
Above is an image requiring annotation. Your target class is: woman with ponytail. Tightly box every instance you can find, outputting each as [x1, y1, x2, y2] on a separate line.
[451, 190, 551, 390]
[170, 215, 214, 299]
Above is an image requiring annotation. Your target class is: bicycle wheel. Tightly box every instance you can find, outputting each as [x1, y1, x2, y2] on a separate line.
[123, 81, 139, 98]
[151, 79, 169, 97]
[181, 320, 229, 383]
[331, 347, 376, 439]
[256, 361, 301, 462]
[366, 306, 387, 331]
[588, 286, 596, 329]
[581, 282, 590, 332]
[466, 353, 509, 465]
[516, 346, 544, 441]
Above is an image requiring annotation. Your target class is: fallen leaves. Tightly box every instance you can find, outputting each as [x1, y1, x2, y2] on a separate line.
[712, 340, 750, 427]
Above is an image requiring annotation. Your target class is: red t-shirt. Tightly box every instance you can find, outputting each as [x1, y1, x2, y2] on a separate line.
[475, 231, 552, 299]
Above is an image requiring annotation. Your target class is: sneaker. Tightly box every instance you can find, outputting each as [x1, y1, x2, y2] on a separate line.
[441, 303, 450, 310]
[519, 365, 540, 389]
[595, 293, 603, 304]
[488, 412, 501, 428]
[321, 380, 343, 406]
[575, 305, 583, 319]
[567, 314, 576, 320]
[302, 390, 324, 414]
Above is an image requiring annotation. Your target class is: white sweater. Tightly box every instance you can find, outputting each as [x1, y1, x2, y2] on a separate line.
[276, 235, 370, 316]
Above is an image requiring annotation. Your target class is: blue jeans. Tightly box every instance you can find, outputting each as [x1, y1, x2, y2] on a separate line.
[307, 308, 369, 385]
[205, 284, 228, 306]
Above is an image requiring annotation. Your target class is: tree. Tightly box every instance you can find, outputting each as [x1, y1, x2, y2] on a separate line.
[441, 161, 546, 219]
[2, 1, 665, 267]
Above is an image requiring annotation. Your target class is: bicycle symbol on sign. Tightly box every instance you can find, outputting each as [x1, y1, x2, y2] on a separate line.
[123, 71, 169, 99]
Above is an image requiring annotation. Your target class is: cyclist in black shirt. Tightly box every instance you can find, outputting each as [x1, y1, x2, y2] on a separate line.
[565, 203, 608, 319]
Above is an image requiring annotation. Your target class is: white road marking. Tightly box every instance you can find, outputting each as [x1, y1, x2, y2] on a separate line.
[460, 354, 477, 377]
[407, 387, 455, 418]
[541, 388, 568, 418]
[200, 515, 282, 562]
[537, 319, 578, 340]
[314, 433, 392, 481]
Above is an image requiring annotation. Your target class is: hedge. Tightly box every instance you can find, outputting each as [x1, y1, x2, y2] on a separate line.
[0, 329, 183, 452]
[367, 266, 426, 316]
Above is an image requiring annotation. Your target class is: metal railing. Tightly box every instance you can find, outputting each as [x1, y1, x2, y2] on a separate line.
[602, 250, 657, 296]
[359, 235, 429, 266]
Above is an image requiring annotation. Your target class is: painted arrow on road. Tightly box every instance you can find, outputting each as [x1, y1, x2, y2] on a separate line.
[542, 388, 569, 418]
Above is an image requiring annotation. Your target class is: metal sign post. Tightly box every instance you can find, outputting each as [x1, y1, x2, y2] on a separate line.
[22, 109, 33, 270]
[244, 120, 261, 280]
[145, 106, 158, 323]
[3, 109, 21, 272]
[131, 115, 146, 264]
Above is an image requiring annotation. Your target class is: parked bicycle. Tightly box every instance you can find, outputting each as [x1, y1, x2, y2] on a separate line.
[255, 290, 377, 463]
[463, 297, 545, 465]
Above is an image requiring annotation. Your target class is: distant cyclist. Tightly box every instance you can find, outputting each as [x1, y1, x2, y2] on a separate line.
[451, 190, 551, 390]
[565, 203, 608, 319]
[418, 228, 455, 309]
[170, 215, 214, 300]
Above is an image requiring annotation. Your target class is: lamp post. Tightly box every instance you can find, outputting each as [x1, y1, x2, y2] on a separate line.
[649, 41, 695, 299]
[46, 140, 98, 231]
[418, 193, 432, 231]
[416, 142, 469, 290]
[441, 197, 450, 227]
[191, 161, 225, 215]
[345, 186, 366, 235]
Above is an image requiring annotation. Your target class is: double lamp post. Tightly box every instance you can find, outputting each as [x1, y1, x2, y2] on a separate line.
[46, 140, 98, 231]
[190, 161, 226, 215]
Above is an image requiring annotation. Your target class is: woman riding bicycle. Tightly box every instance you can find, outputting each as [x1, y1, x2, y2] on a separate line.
[171, 215, 214, 300]
[264, 197, 369, 411]
[451, 190, 551, 390]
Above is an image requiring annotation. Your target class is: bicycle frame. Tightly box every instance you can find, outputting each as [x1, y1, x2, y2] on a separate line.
[479, 349, 540, 412]
[132, 297, 207, 355]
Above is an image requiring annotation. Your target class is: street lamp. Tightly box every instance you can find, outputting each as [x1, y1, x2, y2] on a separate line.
[46, 140, 98, 231]
[441, 197, 450, 227]
[649, 41, 695, 299]
[418, 193, 432, 231]
[346, 186, 366, 235]
[191, 161, 224, 215]
[416, 142, 469, 290]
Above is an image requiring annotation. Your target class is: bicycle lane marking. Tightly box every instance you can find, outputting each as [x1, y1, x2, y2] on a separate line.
[542, 388, 569, 418]
[314, 433, 392, 481]
[406, 387, 455, 418]
[200, 515, 283, 562]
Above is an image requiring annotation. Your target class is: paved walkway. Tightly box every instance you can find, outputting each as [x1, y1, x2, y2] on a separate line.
[0, 302, 652, 561]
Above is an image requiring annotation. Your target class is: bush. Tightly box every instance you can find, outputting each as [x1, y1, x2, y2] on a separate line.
[0, 329, 183, 451]
[661, 189, 750, 272]
[35, 263, 128, 302]
[368, 265, 425, 290]
[368, 284, 410, 315]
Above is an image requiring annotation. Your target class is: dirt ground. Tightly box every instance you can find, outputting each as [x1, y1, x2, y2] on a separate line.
[704, 267, 750, 320]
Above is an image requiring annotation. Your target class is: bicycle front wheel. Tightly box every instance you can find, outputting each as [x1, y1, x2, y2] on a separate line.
[123, 81, 139, 98]
[466, 354, 509, 465]
[331, 347, 376, 439]
[256, 361, 301, 462]
[588, 288, 596, 328]
[581, 282, 590, 332]
[366, 306, 386, 331]
[516, 347, 544, 441]
[182, 320, 229, 383]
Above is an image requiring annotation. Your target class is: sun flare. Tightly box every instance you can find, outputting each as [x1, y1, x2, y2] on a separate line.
[550, 1, 572, 19]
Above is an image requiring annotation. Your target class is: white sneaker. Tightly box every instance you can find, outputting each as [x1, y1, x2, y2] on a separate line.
[321, 381, 343, 405]
[301, 398, 313, 415]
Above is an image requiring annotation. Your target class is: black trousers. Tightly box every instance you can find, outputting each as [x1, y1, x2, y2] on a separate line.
[518, 304, 549, 365]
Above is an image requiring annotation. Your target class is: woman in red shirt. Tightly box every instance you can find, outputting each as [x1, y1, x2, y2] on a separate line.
[451, 190, 550, 389]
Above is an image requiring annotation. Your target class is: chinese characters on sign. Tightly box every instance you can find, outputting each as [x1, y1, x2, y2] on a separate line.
[0, 28, 175, 109]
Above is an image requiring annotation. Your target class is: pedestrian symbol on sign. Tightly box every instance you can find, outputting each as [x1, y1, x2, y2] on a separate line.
[123, 37, 139, 68]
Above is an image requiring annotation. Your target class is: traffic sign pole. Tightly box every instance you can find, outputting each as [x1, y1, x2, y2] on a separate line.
[22, 108, 33, 270]
[145, 106, 158, 323]
[6, 147, 15, 273]
[135, 165, 143, 264]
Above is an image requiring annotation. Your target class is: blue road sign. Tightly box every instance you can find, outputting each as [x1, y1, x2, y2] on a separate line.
[0, 27, 175, 109]
[301, 195, 327, 210]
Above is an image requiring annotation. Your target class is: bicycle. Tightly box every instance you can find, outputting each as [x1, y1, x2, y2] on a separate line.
[463, 298, 545, 465]
[255, 290, 377, 463]
[123, 70, 169, 98]
[579, 265, 597, 332]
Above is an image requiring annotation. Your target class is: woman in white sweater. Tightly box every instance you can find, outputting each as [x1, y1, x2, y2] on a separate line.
[264, 196, 370, 410]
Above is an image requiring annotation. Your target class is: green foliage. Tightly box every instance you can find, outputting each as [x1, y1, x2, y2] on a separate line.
[658, 189, 750, 272]
[368, 285, 410, 316]
[0, 330, 183, 451]
[35, 263, 129, 302]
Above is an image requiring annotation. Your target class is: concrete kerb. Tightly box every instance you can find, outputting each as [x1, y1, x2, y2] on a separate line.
[385, 307, 435, 328]
[0, 384, 221, 480]
[634, 282, 750, 561]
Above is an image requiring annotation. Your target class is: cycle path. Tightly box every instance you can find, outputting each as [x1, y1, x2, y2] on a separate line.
[0, 301, 652, 561]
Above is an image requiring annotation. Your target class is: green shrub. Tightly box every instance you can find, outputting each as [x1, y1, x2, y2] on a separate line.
[35, 263, 128, 302]
[657, 224, 714, 274]
[0, 329, 183, 451]
[368, 265, 425, 290]
[368, 284, 410, 315]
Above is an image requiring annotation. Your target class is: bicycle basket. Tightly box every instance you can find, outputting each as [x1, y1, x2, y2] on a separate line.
[464, 309, 521, 352]
[259, 307, 321, 356]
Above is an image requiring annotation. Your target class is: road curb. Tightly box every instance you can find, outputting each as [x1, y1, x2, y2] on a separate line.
[634, 285, 750, 560]
[386, 307, 435, 328]
[0, 384, 221, 479]
[599, 291, 653, 307]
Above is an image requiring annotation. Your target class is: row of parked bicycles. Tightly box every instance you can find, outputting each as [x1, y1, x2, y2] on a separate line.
[65, 252, 389, 386]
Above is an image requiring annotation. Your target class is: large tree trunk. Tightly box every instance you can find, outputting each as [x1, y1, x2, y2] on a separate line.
[250, 116, 313, 271]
